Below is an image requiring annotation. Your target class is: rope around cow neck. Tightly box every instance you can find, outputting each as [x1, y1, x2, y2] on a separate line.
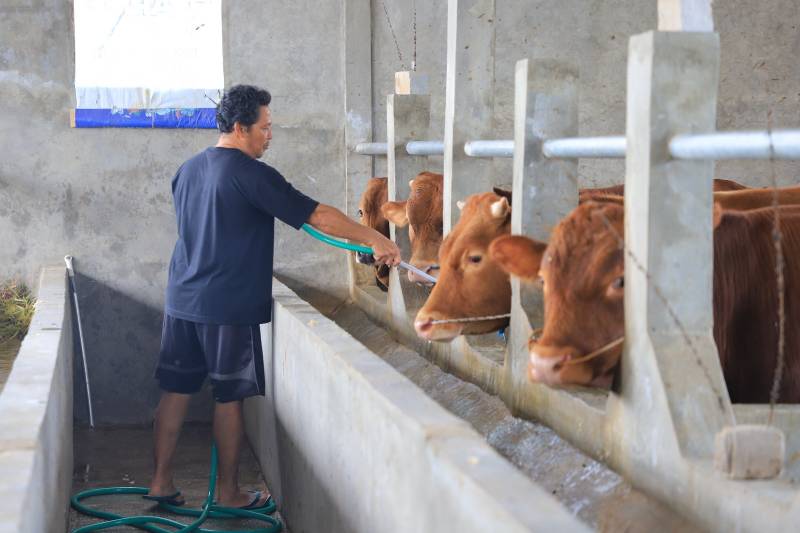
[429, 313, 511, 325]
[563, 337, 625, 367]
[531, 327, 624, 367]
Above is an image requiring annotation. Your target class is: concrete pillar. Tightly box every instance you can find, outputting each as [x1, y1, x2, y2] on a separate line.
[613, 31, 734, 461]
[506, 59, 578, 404]
[343, 0, 374, 291]
[387, 72, 431, 320]
[442, 0, 496, 235]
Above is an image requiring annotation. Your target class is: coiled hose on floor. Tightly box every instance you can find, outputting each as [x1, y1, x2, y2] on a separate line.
[71, 444, 281, 533]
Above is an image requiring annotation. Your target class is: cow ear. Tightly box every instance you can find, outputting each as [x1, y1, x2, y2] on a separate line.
[490, 196, 511, 219]
[489, 235, 546, 281]
[492, 187, 513, 206]
[381, 201, 409, 227]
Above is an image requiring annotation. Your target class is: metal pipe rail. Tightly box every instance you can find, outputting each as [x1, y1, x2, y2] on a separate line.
[464, 140, 514, 158]
[543, 136, 626, 159]
[406, 140, 445, 156]
[354, 142, 388, 155]
[387, 129, 800, 161]
[354, 141, 445, 156]
[669, 129, 800, 160]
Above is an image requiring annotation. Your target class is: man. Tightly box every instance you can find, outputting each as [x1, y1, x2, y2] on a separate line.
[146, 85, 401, 509]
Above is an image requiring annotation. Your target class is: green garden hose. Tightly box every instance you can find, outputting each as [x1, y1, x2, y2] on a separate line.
[301, 224, 438, 283]
[71, 222, 428, 533]
[71, 444, 281, 533]
[302, 223, 373, 254]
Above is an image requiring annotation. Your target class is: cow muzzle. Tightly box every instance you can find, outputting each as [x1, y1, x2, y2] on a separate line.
[407, 263, 438, 285]
[413, 315, 463, 341]
[528, 349, 571, 386]
[356, 251, 375, 265]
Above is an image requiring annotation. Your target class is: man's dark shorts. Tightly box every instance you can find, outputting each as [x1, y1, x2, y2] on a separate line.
[155, 315, 266, 403]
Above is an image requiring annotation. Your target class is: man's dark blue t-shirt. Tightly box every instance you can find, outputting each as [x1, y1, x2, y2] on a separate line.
[165, 147, 318, 325]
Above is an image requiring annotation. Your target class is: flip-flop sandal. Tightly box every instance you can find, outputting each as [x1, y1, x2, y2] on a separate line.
[236, 490, 272, 510]
[142, 491, 186, 507]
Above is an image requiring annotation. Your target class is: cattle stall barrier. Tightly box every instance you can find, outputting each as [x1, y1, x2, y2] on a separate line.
[242, 280, 588, 533]
[0, 266, 74, 532]
[345, 0, 800, 531]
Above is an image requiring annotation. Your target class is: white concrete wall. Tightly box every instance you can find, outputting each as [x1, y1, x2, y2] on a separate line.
[0, 266, 73, 533]
[244, 279, 589, 533]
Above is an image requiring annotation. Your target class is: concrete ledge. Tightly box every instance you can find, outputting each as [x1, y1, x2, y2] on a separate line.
[0, 267, 73, 533]
[245, 279, 588, 533]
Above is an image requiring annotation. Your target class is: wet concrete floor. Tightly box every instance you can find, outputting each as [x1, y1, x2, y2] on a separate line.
[297, 286, 704, 533]
[68, 424, 286, 532]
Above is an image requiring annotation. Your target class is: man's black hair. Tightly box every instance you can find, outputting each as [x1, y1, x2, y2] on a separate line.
[216, 85, 272, 133]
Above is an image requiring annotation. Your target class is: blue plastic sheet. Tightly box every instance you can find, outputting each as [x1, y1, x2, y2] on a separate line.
[73, 108, 217, 129]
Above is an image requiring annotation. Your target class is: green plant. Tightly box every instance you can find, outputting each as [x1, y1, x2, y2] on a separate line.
[0, 281, 35, 343]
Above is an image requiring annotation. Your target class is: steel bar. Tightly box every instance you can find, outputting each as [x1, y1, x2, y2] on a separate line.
[543, 136, 626, 159]
[406, 140, 444, 156]
[65, 255, 95, 428]
[464, 140, 514, 158]
[670, 129, 800, 160]
[354, 142, 388, 155]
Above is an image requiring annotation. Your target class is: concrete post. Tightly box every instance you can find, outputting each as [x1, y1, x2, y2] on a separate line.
[506, 59, 578, 405]
[442, 0, 496, 235]
[343, 0, 374, 291]
[387, 72, 431, 320]
[611, 31, 734, 462]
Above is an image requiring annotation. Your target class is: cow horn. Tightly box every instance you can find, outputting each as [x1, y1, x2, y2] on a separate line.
[457, 200, 466, 211]
[409, 179, 415, 187]
[490, 197, 510, 218]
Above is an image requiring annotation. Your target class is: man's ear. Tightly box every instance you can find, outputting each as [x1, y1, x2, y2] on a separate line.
[489, 235, 547, 281]
[232, 121, 247, 138]
[381, 201, 409, 227]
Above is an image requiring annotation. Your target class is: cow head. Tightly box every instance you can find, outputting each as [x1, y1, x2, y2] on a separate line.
[381, 172, 444, 285]
[414, 190, 512, 341]
[489, 201, 625, 388]
[357, 177, 390, 291]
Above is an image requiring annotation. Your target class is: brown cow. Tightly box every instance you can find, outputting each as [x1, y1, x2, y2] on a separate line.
[381, 172, 444, 285]
[356, 177, 390, 291]
[489, 201, 800, 403]
[413, 191, 512, 341]
[577, 178, 746, 203]
[410, 179, 751, 342]
[574, 185, 800, 212]
[385, 177, 746, 286]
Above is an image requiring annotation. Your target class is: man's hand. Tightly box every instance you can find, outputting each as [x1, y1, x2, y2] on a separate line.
[307, 204, 403, 267]
[369, 233, 401, 267]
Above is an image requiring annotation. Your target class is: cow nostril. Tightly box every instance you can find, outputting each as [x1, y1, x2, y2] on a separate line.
[552, 354, 570, 372]
[414, 319, 433, 332]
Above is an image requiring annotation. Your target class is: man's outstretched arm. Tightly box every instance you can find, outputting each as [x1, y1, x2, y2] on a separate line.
[306, 204, 401, 266]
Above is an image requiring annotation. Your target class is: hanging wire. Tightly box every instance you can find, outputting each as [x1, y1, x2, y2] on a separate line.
[412, 0, 417, 71]
[380, 0, 405, 69]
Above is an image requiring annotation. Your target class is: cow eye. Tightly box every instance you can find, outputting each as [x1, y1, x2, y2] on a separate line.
[357, 209, 363, 218]
[611, 276, 624, 290]
[468, 255, 482, 264]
